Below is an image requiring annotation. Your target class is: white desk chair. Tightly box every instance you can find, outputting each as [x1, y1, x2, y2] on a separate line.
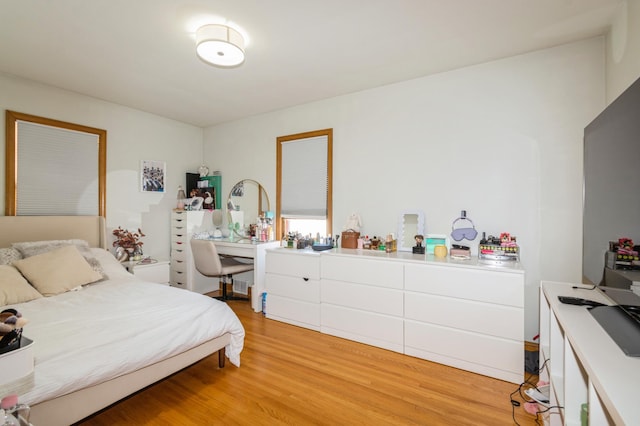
[190, 239, 254, 301]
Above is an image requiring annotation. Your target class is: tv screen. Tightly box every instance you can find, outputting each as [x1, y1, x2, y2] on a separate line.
[583, 75, 640, 285]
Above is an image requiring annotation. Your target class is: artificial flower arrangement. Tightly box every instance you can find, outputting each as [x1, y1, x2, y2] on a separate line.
[112, 227, 145, 261]
[112, 227, 145, 250]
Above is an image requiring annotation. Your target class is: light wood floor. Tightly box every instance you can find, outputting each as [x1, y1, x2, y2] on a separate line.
[78, 300, 540, 425]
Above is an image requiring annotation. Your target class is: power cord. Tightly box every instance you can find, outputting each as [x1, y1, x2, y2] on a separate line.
[510, 359, 550, 425]
[572, 284, 597, 290]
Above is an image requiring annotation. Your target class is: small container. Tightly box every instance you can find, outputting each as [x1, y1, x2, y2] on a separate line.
[434, 245, 448, 258]
[0, 337, 33, 386]
[341, 230, 360, 249]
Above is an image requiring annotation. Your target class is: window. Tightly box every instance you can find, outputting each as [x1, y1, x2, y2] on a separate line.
[276, 129, 332, 239]
[5, 111, 106, 216]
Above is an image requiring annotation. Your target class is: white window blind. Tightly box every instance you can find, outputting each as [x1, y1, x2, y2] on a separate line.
[16, 121, 100, 215]
[281, 135, 328, 218]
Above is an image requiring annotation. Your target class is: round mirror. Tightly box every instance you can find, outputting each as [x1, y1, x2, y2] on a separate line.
[227, 179, 270, 229]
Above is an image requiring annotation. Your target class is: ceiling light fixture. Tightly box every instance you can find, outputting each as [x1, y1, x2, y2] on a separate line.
[196, 24, 245, 67]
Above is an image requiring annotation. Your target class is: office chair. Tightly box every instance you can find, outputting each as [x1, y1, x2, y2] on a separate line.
[190, 239, 254, 301]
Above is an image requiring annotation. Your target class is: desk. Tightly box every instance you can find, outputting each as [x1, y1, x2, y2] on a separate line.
[211, 238, 280, 312]
[170, 210, 279, 309]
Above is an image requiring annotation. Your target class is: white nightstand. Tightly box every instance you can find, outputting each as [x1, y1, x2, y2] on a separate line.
[124, 259, 170, 285]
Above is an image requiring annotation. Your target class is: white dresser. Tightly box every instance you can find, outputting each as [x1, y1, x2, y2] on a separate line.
[170, 210, 215, 293]
[264, 247, 525, 383]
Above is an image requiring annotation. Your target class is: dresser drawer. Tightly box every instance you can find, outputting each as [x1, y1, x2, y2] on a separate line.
[171, 249, 187, 262]
[321, 304, 404, 352]
[266, 250, 320, 280]
[170, 257, 187, 272]
[322, 255, 403, 289]
[266, 294, 320, 329]
[321, 279, 403, 316]
[170, 269, 187, 284]
[170, 279, 188, 291]
[405, 292, 523, 340]
[404, 319, 522, 378]
[170, 228, 187, 240]
[265, 273, 320, 302]
[404, 263, 524, 307]
[133, 262, 170, 285]
[171, 240, 188, 251]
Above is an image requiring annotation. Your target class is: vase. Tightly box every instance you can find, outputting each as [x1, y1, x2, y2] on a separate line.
[115, 246, 128, 262]
[132, 246, 143, 261]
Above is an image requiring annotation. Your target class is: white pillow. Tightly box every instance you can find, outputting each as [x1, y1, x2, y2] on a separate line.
[12, 245, 103, 296]
[12, 239, 106, 279]
[0, 248, 22, 266]
[0, 265, 43, 305]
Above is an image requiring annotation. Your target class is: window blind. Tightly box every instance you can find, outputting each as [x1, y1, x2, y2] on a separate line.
[280, 135, 328, 218]
[16, 121, 100, 215]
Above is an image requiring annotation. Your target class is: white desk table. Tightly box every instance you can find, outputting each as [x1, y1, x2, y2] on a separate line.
[209, 238, 280, 312]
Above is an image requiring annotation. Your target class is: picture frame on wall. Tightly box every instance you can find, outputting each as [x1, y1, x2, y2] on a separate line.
[141, 160, 165, 192]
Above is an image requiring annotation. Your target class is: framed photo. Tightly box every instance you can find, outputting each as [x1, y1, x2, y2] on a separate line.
[141, 160, 165, 192]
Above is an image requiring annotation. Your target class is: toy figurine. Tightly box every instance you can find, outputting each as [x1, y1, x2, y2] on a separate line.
[413, 234, 425, 254]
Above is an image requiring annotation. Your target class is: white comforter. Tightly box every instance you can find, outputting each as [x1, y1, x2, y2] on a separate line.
[5, 249, 245, 406]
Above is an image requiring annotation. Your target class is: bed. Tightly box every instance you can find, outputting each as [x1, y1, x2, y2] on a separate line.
[0, 216, 245, 426]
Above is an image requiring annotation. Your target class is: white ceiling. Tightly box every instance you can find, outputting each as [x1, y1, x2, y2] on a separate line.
[0, 0, 622, 128]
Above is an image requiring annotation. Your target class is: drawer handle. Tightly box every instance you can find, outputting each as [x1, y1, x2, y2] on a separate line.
[303, 277, 309, 281]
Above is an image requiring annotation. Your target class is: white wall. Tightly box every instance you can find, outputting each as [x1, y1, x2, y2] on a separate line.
[606, 0, 640, 101]
[205, 38, 606, 341]
[0, 73, 203, 260]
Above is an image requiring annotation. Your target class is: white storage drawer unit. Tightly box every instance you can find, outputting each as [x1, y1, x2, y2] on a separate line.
[169, 211, 216, 293]
[265, 250, 321, 330]
[404, 263, 524, 383]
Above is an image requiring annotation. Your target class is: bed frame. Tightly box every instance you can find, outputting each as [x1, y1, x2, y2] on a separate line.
[0, 216, 231, 426]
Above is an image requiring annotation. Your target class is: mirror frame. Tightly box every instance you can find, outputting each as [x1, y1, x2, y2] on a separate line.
[397, 210, 425, 252]
[227, 179, 271, 239]
[227, 179, 270, 217]
[5, 110, 107, 217]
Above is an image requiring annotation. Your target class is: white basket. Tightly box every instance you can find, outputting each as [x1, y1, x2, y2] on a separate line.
[0, 337, 34, 385]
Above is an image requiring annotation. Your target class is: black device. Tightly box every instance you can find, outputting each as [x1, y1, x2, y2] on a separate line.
[557, 296, 606, 307]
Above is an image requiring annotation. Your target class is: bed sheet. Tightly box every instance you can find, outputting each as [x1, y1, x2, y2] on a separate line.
[2, 248, 245, 406]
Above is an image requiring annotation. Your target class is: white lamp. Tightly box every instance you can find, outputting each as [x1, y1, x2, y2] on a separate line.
[196, 24, 245, 67]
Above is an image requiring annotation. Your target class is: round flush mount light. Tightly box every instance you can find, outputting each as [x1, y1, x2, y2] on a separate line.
[196, 24, 245, 67]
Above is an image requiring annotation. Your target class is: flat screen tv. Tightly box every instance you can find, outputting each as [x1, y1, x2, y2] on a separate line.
[583, 75, 640, 286]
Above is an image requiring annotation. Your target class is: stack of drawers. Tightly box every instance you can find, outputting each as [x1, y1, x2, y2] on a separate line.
[170, 210, 214, 294]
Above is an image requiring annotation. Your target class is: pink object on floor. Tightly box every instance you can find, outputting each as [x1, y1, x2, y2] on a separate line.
[524, 402, 539, 415]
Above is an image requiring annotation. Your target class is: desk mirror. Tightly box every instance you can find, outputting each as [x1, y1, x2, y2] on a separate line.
[398, 210, 425, 252]
[227, 179, 270, 233]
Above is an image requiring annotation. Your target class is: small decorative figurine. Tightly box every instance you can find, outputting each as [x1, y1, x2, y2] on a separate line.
[413, 234, 425, 254]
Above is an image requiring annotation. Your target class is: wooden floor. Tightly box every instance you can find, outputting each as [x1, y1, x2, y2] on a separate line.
[78, 300, 540, 425]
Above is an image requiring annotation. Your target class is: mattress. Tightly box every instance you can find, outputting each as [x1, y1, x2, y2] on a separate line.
[1, 248, 245, 406]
